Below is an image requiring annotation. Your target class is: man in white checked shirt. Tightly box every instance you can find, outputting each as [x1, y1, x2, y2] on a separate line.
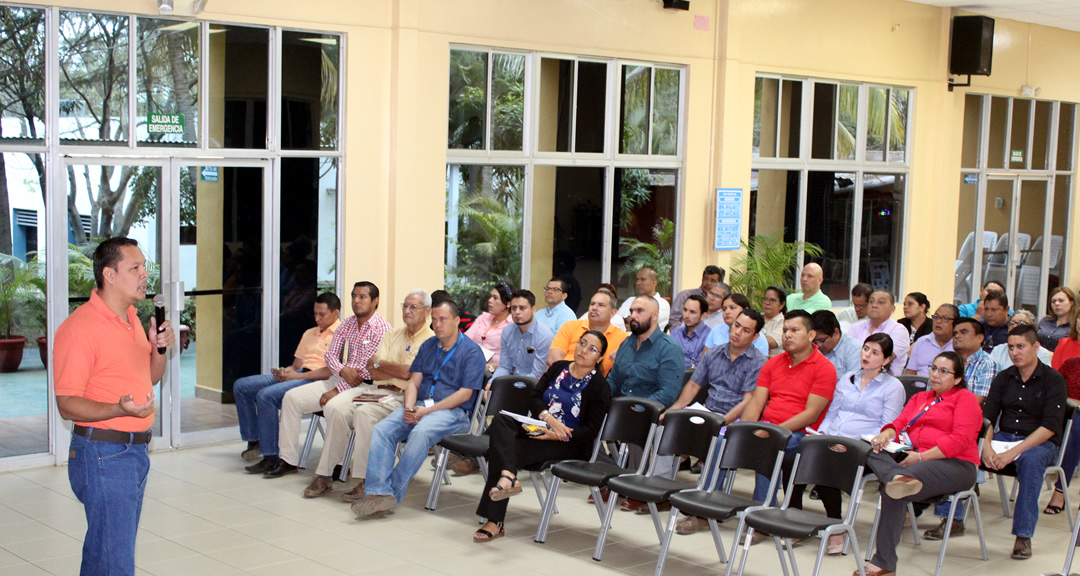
[265, 282, 392, 478]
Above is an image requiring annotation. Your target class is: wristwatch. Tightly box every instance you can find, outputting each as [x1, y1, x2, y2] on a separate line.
[373, 359, 381, 371]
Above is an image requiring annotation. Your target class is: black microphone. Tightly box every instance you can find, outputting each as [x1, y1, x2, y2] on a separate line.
[153, 294, 167, 354]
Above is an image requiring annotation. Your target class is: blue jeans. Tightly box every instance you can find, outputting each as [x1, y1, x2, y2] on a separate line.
[366, 406, 470, 504]
[753, 431, 805, 505]
[233, 373, 313, 457]
[1055, 412, 1080, 492]
[992, 431, 1058, 538]
[68, 432, 150, 576]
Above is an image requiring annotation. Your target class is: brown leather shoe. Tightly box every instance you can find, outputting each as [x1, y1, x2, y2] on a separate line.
[923, 518, 964, 541]
[854, 568, 895, 576]
[635, 500, 671, 515]
[303, 476, 333, 499]
[1011, 536, 1032, 559]
[620, 498, 646, 512]
[450, 457, 479, 476]
[675, 515, 710, 535]
[340, 480, 366, 503]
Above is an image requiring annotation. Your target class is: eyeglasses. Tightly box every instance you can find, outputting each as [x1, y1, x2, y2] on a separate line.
[576, 340, 601, 355]
[852, 302, 869, 310]
[929, 366, 955, 376]
[763, 297, 780, 304]
[812, 336, 828, 347]
[543, 287, 563, 293]
[1007, 320, 1030, 327]
[931, 314, 956, 323]
[401, 304, 423, 312]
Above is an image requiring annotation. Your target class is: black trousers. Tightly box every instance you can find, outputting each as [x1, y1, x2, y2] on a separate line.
[474, 414, 588, 523]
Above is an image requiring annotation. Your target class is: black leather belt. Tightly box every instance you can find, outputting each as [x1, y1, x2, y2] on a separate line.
[73, 424, 152, 445]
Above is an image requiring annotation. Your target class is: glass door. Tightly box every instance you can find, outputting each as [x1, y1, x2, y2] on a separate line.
[977, 175, 1053, 314]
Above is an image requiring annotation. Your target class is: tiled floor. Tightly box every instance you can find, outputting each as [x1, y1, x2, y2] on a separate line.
[1, 440, 1079, 576]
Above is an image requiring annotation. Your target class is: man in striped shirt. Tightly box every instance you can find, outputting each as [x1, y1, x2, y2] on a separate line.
[265, 282, 392, 478]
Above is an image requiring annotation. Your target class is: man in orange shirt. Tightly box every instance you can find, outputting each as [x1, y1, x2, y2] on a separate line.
[53, 237, 175, 576]
[546, 288, 628, 374]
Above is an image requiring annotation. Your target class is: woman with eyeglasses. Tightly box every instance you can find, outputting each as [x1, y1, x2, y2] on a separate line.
[761, 286, 787, 357]
[860, 351, 983, 576]
[898, 292, 932, 345]
[792, 333, 904, 554]
[465, 282, 514, 372]
[472, 331, 611, 542]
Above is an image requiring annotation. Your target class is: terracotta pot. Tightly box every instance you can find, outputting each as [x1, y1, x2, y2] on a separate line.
[37, 336, 48, 367]
[0, 335, 27, 373]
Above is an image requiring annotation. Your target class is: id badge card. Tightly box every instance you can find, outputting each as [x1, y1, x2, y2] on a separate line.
[422, 398, 435, 408]
[898, 431, 912, 446]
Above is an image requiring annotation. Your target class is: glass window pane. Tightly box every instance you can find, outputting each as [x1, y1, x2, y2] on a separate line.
[447, 49, 487, 150]
[651, 68, 680, 155]
[1015, 179, 1047, 313]
[859, 174, 905, 296]
[811, 83, 836, 160]
[805, 171, 855, 303]
[778, 79, 802, 158]
[988, 97, 1008, 168]
[208, 24, 268, 149]
[1058, 103, 1075, 171]
[537, 57, 571, 153]
[281, 31, 339, 150]
[0, 7, 46, 143]
[954, 174, 978, 304]
[620, 65, 650, 155]
[749, 169, 800, 243]
[1010, 99, 1031, 170]
[612, 168, 678, 301]
[754, 77, 778, 158]
[982, 179, 1013, 295]
[445, 165, 524, 313]
[136, 18, 198, 147]
[888, 89, 909, 162]
[1031, 101, 1052, 170]
[0, 153, 47, 457]
[1050, 176, 1070, 293]
[961, 94, 983, 169]
[575, 61, 607, 153]
[867, 87, 887, 162]
[491, 53, 524, 151]
[59, 11, 129, 145]
[836, 84, 858, 161]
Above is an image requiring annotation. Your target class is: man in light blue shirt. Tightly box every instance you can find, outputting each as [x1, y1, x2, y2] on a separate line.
[493, 289, 553, 379]
[703, 293, 769, 355]
[811, 310, 862, 378]
[537, 277, 578, 336]
[670, 294, 711, 368]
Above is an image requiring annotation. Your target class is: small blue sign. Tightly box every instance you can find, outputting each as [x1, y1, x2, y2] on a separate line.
[963, 174, 978, 185]
[200, 166, 219, 183]
[714, 188, 743, 251]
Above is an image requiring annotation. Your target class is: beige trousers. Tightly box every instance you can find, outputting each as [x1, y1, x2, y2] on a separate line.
[277, 379, 363, 467]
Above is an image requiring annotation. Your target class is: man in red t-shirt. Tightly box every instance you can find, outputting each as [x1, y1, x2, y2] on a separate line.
[743, 309, 837, 505]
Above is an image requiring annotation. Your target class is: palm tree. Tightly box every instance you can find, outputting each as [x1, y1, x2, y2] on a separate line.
[729, 231, 824, 304]
[618, 218, 675, 296]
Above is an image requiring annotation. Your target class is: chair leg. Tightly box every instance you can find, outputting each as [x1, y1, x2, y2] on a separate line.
[731, 522, 753, 576]
[935, 499, 959, 576]
[593, 486, 621, 561]
[776, 536, 795, 576]
[726, 513, 749, 575]
[647, 502, 665, 542]
[708, 518, 727, 564]
[298, 414, 322, 469]
[425, 445, 451, 511]
[534, 476, 562, 543]
[1054, 498, 1080, 576]
[972, 494, 987, 561]
[997, 473, 1013, 518]
[654, 506, 681, 576]
[865, 496, 882, 562]
[909, 502, 921, 545]
[845, 526, 867, 576]
[338, 429, 355, 482]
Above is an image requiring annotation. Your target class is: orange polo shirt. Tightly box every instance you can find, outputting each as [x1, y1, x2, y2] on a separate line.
[551, 318, 629, 375]
[295, 319, 339, 371]
[54, 289, 155, 432]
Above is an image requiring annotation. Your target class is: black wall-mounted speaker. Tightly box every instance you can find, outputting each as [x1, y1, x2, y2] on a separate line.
[950, 15, 994, 76]
[663, 0, 690, 10]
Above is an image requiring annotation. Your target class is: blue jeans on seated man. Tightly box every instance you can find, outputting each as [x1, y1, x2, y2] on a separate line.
[233, 372, 313, 457]
[752, 431, 805, 505]
[986, 431, 1059, 538]
[365, 406, 471, 504]
[68, 432, 150, 576]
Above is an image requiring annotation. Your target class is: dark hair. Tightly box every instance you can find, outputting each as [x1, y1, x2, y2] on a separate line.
[863, 332, 895, 370]
[435, 299, 461, 319]
[938, 303, 960, 319]
[315, 292, 341, 311]
[596, 283, 619, 298]
[493, 282, 514, 305]
[430, 289, 452, 306]
[581, 329, 610, 360]
[511, 289, 536, 307]
[1008, 323, 1039, 344]
[954, 316, 984, 336]
[765, 285, 788, 311]
[547, 277, 568, 293]
[984, 289, 1009, 309]
[685, 294, 708, 315]
[983, 279, 1006, 291]
[850, 283, 874, 300]
[810, 310, 841, 337]
[738, 308, 766, 333]
[723, 293, 751, 310]
[906, 292, 930, 312]
[784, 309, 814, 332]
[703, 265, 725, 282]
[934, 351, 967, 388]
[353, 281, 380, 301]
[93, 237, 141, 289]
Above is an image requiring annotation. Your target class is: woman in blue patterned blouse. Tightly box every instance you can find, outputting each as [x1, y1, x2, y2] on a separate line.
[472, 330, 612, 542]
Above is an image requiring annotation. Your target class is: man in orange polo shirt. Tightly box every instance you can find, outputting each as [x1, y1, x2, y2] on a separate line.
[53, 237, 175, 576]
[546, 288, 628, 374]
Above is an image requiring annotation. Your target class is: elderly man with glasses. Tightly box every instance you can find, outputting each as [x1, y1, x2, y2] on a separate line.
[904, 304, 959, 377]
[847, 290, 911, 376]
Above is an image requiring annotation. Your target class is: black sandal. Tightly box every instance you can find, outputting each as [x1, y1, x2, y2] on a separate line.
[1044, 489, 1066, 515]
[489, 474, 522, 501]
[473, 521, 504, 542]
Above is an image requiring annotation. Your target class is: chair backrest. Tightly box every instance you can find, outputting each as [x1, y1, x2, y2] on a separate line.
[651, 409, 726, 464]
[479, 376, 537, 432]
[788, 435, 871, 497]
[715, 422, 792, 479]
[1059, 400, 1080, 463]
[595, 397, 663, 446]
[1049, 235, 1064, 269]
[956, 231, 975, 262]
[982, 231, 998, 251]
[897, 375, 928, 401]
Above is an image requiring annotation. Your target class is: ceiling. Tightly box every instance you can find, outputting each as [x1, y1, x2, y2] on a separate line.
[907, 0, 1080, 32]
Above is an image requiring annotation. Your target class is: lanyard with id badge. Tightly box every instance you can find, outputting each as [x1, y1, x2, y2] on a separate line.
[898, 395, 944, 449]
[424, 337, 461, 407]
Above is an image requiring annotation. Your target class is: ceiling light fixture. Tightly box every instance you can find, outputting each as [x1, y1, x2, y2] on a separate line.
[159, 0, 174, 13]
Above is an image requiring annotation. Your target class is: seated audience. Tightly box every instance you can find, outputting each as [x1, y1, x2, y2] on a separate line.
[862, 351, 983, 576]
[551, 289, 628, 375]
[670, 294, 711, 368]
[465, 282, 514, 373]
[1038, 286, 1077, 352]
[904, 304, 957, 377]
[847, 290, 910, 376]
[669, 265, 724, 330]
[811, 310, 862, 379]
[785, 262, 832, 313]
[957, 280, 1007, 320]
[835, 282, 873, 332]
[1053, 312, 1080, 372]
[980, 290, 1010, 352]
[702, 282, 731, 329]
[432, 289, 474, 332]
[493, 289, 554, 379]
[471, 331, 611, 542]
[578, 283, 626, 331]
[898, 292, 932, 345]
[615, 267, 671, 330]
[761, 286, 787, 357]
[537, 277, 578, 336]
[989, 310, 1053, 371]
[702, 293, 769, 355]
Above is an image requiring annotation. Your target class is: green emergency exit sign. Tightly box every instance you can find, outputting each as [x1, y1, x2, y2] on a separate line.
[147, 114, 185, 134]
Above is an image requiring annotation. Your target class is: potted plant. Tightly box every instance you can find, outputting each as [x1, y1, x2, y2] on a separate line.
[0, 253, 46, 372]
[728, 231, 824, 304]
